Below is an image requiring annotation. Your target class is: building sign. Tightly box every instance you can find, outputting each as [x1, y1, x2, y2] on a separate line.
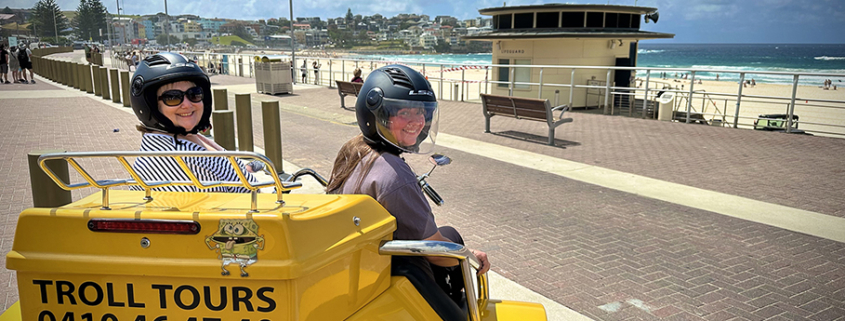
[500, 49, 525, 54]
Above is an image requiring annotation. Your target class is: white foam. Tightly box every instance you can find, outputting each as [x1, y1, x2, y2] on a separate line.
[815, 56, 845, 60]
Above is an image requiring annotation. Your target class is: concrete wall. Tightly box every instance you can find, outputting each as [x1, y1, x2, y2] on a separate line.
[492, 38, 635, 108]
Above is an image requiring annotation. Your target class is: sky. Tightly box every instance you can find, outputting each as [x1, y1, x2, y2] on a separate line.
[4, 0, 845, 43]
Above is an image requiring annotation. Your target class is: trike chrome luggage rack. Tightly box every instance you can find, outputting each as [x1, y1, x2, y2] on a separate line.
[38, 151, 305, 213]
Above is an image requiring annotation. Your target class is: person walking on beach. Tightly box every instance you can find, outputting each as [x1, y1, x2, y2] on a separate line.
[0, 44, 9, 84]
[716, 74, 720, 81]
[300, 60, 308, 83]
[751, 78, 756, 87]
[313, 60, 321, 85]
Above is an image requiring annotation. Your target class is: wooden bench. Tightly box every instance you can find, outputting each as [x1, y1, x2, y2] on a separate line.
[336, 80, 364, 108]
[480, 93, 573, 145]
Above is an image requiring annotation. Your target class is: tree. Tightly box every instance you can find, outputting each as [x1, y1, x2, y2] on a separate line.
[2, 7, 13, 14]
[156, 33, 179, 45]
[30, 0, 70, 38]
[74, 0, 107, 42]
[182, 35, 197, 46]
[345, 8, 353, 24]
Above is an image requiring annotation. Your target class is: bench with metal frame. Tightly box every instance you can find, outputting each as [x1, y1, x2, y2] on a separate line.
[336, 80, 364, 108]
[480, 93, 573, 145]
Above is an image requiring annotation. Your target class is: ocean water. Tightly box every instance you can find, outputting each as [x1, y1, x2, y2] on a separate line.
[355, 44, 845, 85]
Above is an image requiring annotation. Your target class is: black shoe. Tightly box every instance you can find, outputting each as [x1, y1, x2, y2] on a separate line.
[3, 81, 9, 84]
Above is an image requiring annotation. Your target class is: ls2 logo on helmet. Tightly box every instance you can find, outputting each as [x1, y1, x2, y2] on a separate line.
[409, 90, 434, 96]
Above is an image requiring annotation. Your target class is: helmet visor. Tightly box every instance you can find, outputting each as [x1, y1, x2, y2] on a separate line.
[376, 98, 439, 154]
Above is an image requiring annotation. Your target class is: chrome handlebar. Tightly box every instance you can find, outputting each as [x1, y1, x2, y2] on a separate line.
[378, 240, 488, 321]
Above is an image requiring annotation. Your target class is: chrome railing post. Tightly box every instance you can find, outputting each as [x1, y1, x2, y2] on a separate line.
[642, 70, 651, 118]
[440, 64, 444, 98]
[604, 69, 612, 115]
[509, 66, 515, 96]
[787, 74, 800, 133]
[686, 71, 696, 124]
[538, 67, 544, 99]
[733, 73, 746, 128]
[328, 59, 333, 88]
[461, 69, 466, 102]
[570, 68, 576, 108]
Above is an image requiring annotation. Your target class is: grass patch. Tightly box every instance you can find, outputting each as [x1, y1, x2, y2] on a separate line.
[209, 35, 254, 46]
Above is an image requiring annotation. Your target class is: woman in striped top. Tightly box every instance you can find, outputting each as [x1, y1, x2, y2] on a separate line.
[129, 52, 258, 193]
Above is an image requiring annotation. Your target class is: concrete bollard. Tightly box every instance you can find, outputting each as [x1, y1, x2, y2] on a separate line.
[80, 64, 89, 92]
[121, 71, 131, 107]
[28, 150, 72, 208]
[110, 69, 120, 103]
[65, 61, 72, 87]
[101, 67, 111, 100]
[93, 64, 102, 96]
[77, 63, 85, 91]
[213, 89, 228, 111]
[261, 101, 284, 174]
[84, 64, 94, 94]
[69, 62, 78, 89]
[212, 110, 236, 151]
[235, 93, 254, 151]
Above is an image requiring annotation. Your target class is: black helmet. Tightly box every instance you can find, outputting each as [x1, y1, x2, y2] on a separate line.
[355, 65, 439, 154]
[130, 52, 212, 135]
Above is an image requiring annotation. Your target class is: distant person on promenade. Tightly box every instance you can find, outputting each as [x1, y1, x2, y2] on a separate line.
[9, 47, 20, 83]
[128, 52, 260, 193]
[84, 44, 92, 64]
[313, 60, 321, 85]
[19, 44, 33, 84]
[0, 44, 8, 84]
[351, 68, 363, 83]
[300, 60, 307, 83]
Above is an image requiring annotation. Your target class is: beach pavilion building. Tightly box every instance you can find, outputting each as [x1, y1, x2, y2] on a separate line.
[463, 3, 674, 109]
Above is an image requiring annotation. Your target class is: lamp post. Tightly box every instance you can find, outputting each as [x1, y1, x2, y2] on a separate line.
[164, 0, 169, 48]
[53, 8, 59, 43]
[290, 0, 295, 84]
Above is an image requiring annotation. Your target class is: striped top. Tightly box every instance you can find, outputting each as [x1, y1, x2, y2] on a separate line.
[130, 133, 258, 193]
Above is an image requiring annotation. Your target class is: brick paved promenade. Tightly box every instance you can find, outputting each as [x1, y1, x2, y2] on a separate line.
[1, 52, 843, 320]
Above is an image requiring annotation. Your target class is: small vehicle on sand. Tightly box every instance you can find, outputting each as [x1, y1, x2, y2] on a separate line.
[0, 151, 546, 321]
[753, 114, 810, 135]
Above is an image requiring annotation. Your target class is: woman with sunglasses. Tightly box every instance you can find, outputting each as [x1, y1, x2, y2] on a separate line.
[128, 52, 258, 193]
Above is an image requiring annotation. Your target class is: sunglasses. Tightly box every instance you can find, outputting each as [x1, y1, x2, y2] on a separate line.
[157, 87, 204, 107]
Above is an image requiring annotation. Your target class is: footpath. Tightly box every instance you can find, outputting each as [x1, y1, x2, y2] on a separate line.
[0, 51, 843, 320]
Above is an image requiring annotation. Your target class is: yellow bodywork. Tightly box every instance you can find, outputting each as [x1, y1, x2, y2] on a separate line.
[6, 190, 396, 321]
[4, 190, 546, 320]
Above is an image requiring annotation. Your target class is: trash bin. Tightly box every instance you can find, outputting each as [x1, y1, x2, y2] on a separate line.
[256, 61, 293, 95]
[657, 91, 675, 121]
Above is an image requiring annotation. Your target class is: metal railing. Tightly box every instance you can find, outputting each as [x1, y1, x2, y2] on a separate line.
[38, 151, 303, 212]
[122, 50, 845, 137]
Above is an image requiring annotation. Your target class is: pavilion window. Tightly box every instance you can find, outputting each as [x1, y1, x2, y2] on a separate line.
[618, 13, 632, 28]
[514, 59, 531, 90]
[586, 12, 604, 28]
[605, 13, 618, 28]
[561, 12, 585, 28]
[536, 12, 560, 28]
[498, 14, 513, 29]
[513, 13, 534, 29]
[497, 59, 510, 88]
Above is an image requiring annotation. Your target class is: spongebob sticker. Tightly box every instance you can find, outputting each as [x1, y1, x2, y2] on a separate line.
[205, 219, 265, 277]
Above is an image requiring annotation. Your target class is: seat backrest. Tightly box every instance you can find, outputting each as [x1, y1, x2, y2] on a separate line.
[511, 97, 549, 120]
[481, 94, 515, 115]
